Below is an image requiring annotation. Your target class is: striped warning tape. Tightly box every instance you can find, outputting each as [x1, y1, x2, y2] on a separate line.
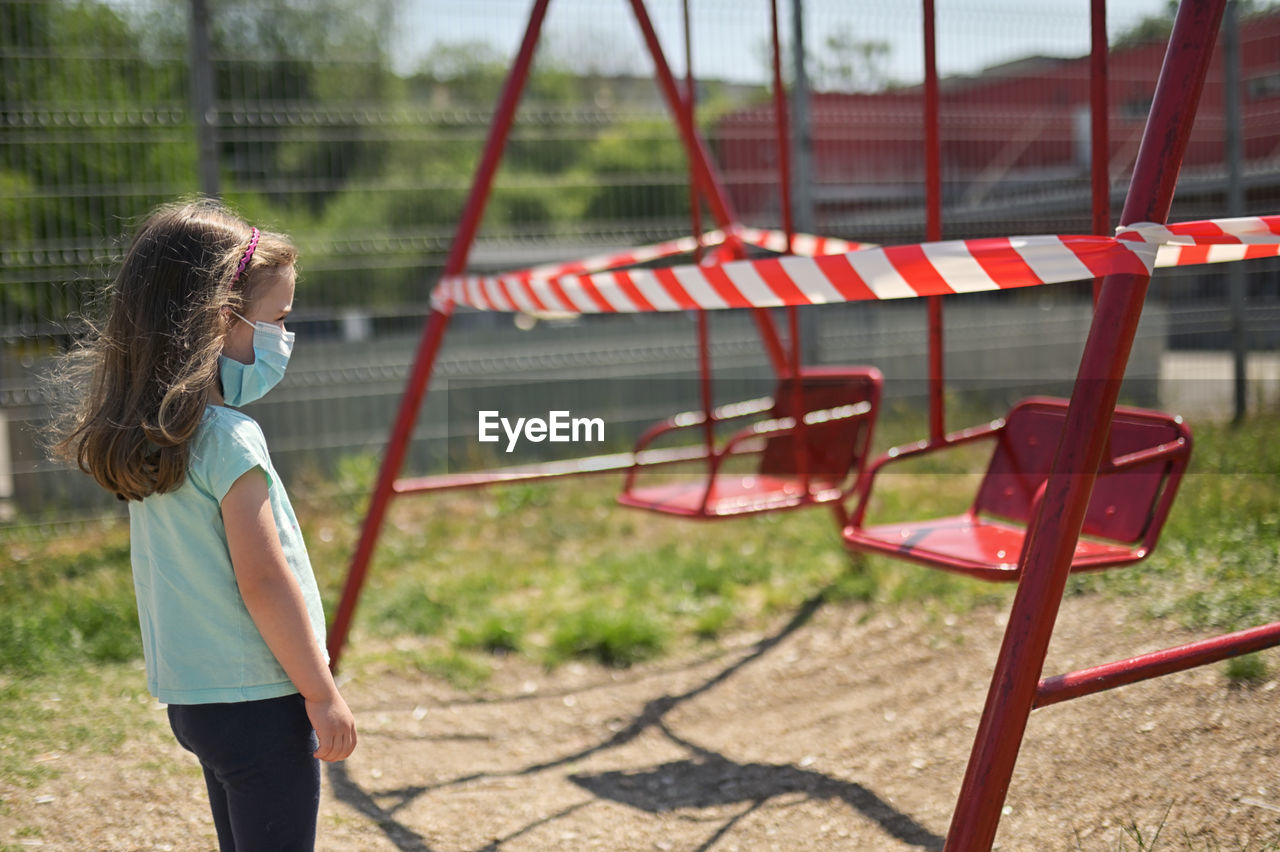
[433, 215, 1280, 314]
[1130, 216, 1280, 268]
[502, 228, 873, 281]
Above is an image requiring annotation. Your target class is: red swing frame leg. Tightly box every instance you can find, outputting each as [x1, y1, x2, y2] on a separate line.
[943, 2, 1226, 848]
[1090, 0, 1110, 306]
[625, 0, 792, 378]
[326, 0, 554, 672]
[330, 0, 792, 670]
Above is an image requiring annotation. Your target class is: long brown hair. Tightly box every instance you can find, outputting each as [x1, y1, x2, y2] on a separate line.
[48, 198, 298, 501]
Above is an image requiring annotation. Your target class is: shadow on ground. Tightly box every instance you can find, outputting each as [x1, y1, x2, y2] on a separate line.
[328, 589, 944, 851]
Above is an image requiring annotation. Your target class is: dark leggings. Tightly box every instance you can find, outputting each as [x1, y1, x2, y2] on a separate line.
[168, 693, 320, 852]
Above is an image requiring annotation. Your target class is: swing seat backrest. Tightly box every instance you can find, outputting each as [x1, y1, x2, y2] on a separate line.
[758, 367, 883, 488]
[975, 397, 1190, 544]
[842, 396, 1191, 581]
[617, 365, 882, 519]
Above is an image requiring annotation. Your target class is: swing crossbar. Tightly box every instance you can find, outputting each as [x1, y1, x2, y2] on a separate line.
[1036, 620, 1280, 708]
[393, 444, 710, 496]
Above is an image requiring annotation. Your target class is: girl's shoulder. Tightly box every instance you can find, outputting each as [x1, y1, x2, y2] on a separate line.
[196, 405, 268, 456]
[189, 405, 273, 498]
[202, 403, 261, 430]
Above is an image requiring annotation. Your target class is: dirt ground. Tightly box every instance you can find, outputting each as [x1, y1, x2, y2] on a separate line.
[7, 593, 1280, 851]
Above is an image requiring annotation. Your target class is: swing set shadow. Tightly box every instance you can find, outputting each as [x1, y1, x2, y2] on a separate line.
[327, 587, 945, 852]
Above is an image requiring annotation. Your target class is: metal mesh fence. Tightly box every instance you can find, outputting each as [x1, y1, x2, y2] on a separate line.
[2, 0, 1278, 532]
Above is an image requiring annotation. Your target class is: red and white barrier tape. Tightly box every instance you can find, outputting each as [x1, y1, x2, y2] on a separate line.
[433, 215, 1280, 314]
[1129, 216, 1280, 267]
[735, 228, 871, 258]
[504, 227, 873, 281]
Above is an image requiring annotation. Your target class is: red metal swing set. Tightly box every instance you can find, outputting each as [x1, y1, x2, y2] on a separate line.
[328, 0, 1280, 847]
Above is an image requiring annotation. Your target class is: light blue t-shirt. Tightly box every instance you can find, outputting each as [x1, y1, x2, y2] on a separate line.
[128, 405, 328, 705]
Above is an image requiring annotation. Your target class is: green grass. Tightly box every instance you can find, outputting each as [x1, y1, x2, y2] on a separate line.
[0, 664, 161, 793]
[1066, 416, 1280, 634]
[399, 648, 495, 690]
[329, 478, 864, 671]
[0, 523, 139, 675]
[1082, 799, 1280, 851]
[3, 412, 1278, 687]
[1224, 653, 1271, 686]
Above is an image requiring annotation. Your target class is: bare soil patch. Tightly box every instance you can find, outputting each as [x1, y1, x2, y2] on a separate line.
[6, 594, 1280, 851]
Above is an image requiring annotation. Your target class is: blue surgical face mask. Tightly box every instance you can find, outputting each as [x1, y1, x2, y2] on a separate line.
[218, 310, 295, 407]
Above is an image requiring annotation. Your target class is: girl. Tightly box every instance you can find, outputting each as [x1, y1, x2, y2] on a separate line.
[49, 198, 356, 851]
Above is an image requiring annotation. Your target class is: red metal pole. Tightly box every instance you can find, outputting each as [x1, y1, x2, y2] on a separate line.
[326, 0, 553, 672]
[627, 0, 792, 377]
[770, 0, 795, 252]
[681, 1, 718, 461]
[1037, 620, 1280, 708]
[696, 311, 716, 456]
[923, 0, 945, 443]
[679, 3, 718, 462]
[1091, 0, 1110, 306]
[787, 301, 811, 489]
[627, 0, 739, 233]
[770, 0, 807, 477]
[682, 0, 704, 260]
[944, 2, 1227, 848]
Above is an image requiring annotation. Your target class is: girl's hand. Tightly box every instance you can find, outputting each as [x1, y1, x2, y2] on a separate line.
[306, 692, 357, 762]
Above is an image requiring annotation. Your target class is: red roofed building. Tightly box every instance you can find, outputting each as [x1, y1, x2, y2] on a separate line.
[715, 10, 1280, 242]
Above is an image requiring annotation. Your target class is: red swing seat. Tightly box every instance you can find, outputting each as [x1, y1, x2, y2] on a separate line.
[618, 366, 883, 518]
[842, 397, 1192, 581]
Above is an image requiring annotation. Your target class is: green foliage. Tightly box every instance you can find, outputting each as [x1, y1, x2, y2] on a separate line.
[548, 607, 668, 668]
[0, 0, 721, 314]
[578, 117, 691, 222]
[0, 665, 159, 792]
[1225, 653, 1270, 686]
[493, 482, 553, 515]
[320, 447, 1007, 678]
[9, 411, 1280, 698]
[330, 451, 380, 511]
[1111, 0, 1180, 48]
[410, 41, 509, 105]
[693, 600, 736, 639]
[1068, 416, 1280, 636]
[0, 527, 139, 675]
[1116, 801, 1173, 852]
[455, 613, 523, 655]
[0, 0, 197, 322]
[813, 26, 894, 92]
[367, 585, 454, 638]
[3, 0, 764, 316]
[401, 648, 494, 690]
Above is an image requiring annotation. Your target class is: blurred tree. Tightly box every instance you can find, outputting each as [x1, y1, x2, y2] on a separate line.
[814, 26, 892, 92]
[1, 0, 736, 313]
[579, 116, 690, 223]
[754, 24, 893, 94]
[203, 0, 401, 214]
[0, 0, 193, 325]
[1112, 0, 1275, 48]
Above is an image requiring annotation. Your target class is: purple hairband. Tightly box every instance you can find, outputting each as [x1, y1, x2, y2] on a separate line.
[232, 227, 260, 284]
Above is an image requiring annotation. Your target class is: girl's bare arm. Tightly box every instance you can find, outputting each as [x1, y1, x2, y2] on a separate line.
[222, 468, 356, 762]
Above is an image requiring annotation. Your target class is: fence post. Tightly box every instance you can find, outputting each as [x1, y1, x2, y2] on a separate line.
[188, 0, 219, 198]
[790, 0, 820, 365]
[1225, 0, 1248, 423]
